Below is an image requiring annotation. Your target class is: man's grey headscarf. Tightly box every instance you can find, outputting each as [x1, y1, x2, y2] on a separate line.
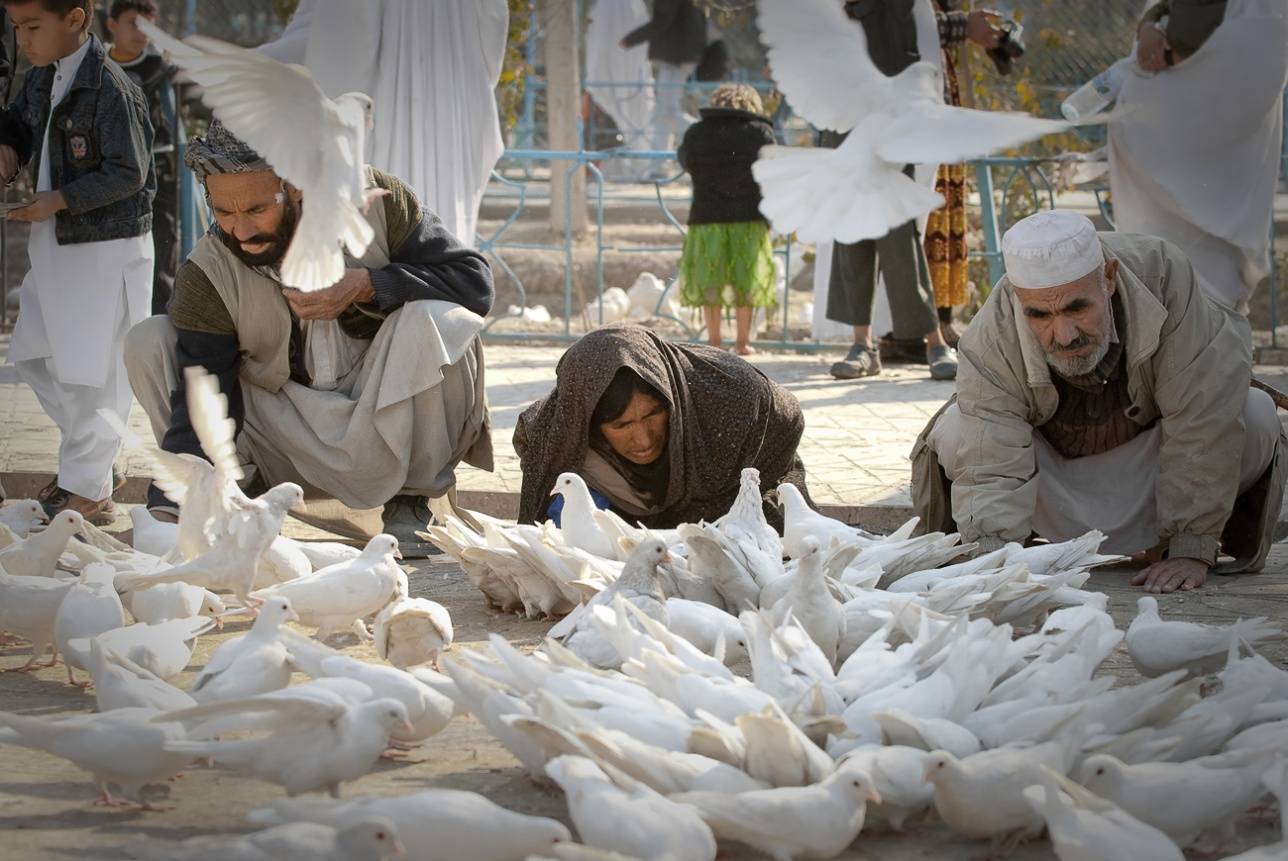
[184, 119, 273, 178]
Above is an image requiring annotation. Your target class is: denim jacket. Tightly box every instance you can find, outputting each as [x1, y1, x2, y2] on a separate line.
[0, 34, 154, 244]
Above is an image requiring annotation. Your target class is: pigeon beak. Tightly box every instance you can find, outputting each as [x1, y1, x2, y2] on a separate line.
[288, 610, 300, 623]
[922, 765, 937, 783]
[867, 787, 883, 804]
[391, 839, 406, 856]
[393, 547, 404, 561]
[401, 719, 415, 735]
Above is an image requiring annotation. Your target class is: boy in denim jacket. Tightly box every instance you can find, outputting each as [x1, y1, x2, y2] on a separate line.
[0, 0, 155, 524]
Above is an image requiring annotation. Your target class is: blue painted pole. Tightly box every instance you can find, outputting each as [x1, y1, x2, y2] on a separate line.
[975, 161, 1004, 288]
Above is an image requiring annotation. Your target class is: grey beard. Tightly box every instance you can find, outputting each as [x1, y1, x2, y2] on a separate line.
[1047, 336, 1111, 378]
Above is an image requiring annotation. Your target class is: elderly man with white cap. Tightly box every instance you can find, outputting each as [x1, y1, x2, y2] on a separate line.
[911, 210, 1285, 593]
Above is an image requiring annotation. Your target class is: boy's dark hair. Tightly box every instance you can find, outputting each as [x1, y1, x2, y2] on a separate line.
[2, 0, 95, 30]
[108, 0, 155, 20]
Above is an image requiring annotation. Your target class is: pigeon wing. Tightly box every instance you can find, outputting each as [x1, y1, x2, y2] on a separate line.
[877, 101, 1072, 166]
[757, 0, 893, 132]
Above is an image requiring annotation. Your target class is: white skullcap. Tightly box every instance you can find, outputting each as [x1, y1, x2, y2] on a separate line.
[1002, 210, 1104, 290]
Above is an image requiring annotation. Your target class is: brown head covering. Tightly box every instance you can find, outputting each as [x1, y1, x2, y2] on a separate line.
[513, 324, 811, 528]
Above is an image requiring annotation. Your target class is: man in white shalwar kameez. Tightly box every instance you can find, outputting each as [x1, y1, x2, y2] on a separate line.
[1109, 0, 1288, 324]
[256, 0, 508, 247]
[0, 11, 153, 525]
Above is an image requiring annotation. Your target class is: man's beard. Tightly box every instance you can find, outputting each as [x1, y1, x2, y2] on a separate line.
[1046, 330, 1111, 377]
[218, 199, 299, 269]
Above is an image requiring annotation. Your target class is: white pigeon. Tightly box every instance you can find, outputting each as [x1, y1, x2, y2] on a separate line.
[248, 789, 573, 861]
[251, 534, 403, 641]
[544, 755, 717, 861]
[138, 18, 381, 292]
[673, 768, 879, 861]
[77, 638, 198, 713]
[1126, 596, 1285, 678]
[664, 597, 749, 664]
[372, 595, 453, 669]
[776, 482, 862, 558]
[79, 615, 215, 680]
[753, 0, 1076, 245]
[1022, 766, 1184, 861]
[767, 537, 844, 665]
[162, 683, 412, 797]
[551, 472, 618, 558]
[565, 539, 673, 667]
[925, 732, 1084, 844]
[283, 631, 454, 749]
[0, 570, 75, 670]
[0, 509, 84, 577]
[292, 539, 362, 571]
[259, 535, 314, 585]
[118, 481, 305, 609]
[836, 746, 935, 831]
[715, 467, 783, 561]
[0, 707, 190, 808]
[128, 506, 179, 558]
[53, 562, 126, 687]
[0, 498, 46, 538]
[124, 581, 227, 629]
[1080, 751, 1273, 848]
[128, 818, 404, 861]
[188, 596, 298, 704]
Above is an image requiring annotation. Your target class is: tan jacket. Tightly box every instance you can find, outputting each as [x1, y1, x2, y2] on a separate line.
[912, 232, 1274, 568]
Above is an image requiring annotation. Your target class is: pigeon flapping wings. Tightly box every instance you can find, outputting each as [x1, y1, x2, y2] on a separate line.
[138, 18, 375, 292]
[755, 0, 1081, 245]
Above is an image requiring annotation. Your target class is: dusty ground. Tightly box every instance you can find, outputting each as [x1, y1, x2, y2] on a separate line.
[0, 548, 1285, 860]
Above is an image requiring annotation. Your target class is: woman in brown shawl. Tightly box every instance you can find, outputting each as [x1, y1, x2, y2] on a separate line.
[513, 324, 812, 529]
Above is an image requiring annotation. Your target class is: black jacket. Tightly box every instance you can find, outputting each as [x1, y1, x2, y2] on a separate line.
[621, 0, 707, 65]
[843, 0, 922, 76]
[0, 34, 154, 244]
[677, 107, 775, 225]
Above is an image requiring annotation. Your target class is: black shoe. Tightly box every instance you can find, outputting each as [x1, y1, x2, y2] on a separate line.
[381, 495, 440, 559]
[36, 476, 60, 503]
[928, 344, 959, 381]
[830, 343, 882, 380]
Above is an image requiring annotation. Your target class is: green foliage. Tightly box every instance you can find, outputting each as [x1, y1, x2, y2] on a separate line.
[497, 0, 534, 132]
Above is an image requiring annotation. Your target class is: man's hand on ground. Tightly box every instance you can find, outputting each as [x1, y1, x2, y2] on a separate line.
[1130, 557, 1209, 593]
[283, 268, 375, 321]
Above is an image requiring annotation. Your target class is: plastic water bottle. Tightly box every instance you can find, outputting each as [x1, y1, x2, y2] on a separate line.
[1060, 58, 1132, 122]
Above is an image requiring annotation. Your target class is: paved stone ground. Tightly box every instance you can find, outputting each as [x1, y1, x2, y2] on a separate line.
[0, 547, 1284, 860]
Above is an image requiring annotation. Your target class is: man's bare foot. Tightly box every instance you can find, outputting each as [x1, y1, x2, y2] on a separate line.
[1130, 557, 1209, 593]
[735, 343, 757, 356]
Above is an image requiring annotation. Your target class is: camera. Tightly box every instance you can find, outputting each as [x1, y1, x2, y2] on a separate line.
[986, 19, 1025, 76]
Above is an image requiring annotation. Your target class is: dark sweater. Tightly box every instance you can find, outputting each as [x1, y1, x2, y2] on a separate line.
[621, 0, 707, 65]
[677, 107, 776, 226]
[147, 167, 494, 510]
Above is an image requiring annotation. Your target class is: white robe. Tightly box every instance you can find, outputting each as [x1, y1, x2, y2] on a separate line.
[258, 0, 508, 246]
[1109, 0, 1288, 315]
[585, 0, 655, 151]
[8, 37, 153, 500]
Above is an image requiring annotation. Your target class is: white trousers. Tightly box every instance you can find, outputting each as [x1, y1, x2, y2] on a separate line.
[930, 388, 1280, 556]
[13, 305, 133, 501]
[650, 60, 696, 152]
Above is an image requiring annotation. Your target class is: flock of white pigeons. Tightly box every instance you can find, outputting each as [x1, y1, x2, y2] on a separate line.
[0, 367, 1285, 861]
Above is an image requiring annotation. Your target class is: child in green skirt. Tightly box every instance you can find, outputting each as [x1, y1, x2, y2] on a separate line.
[677, 83, 777, 355]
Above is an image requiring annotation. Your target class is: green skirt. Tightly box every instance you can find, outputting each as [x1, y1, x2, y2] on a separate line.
[678, 221, 777, 309]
